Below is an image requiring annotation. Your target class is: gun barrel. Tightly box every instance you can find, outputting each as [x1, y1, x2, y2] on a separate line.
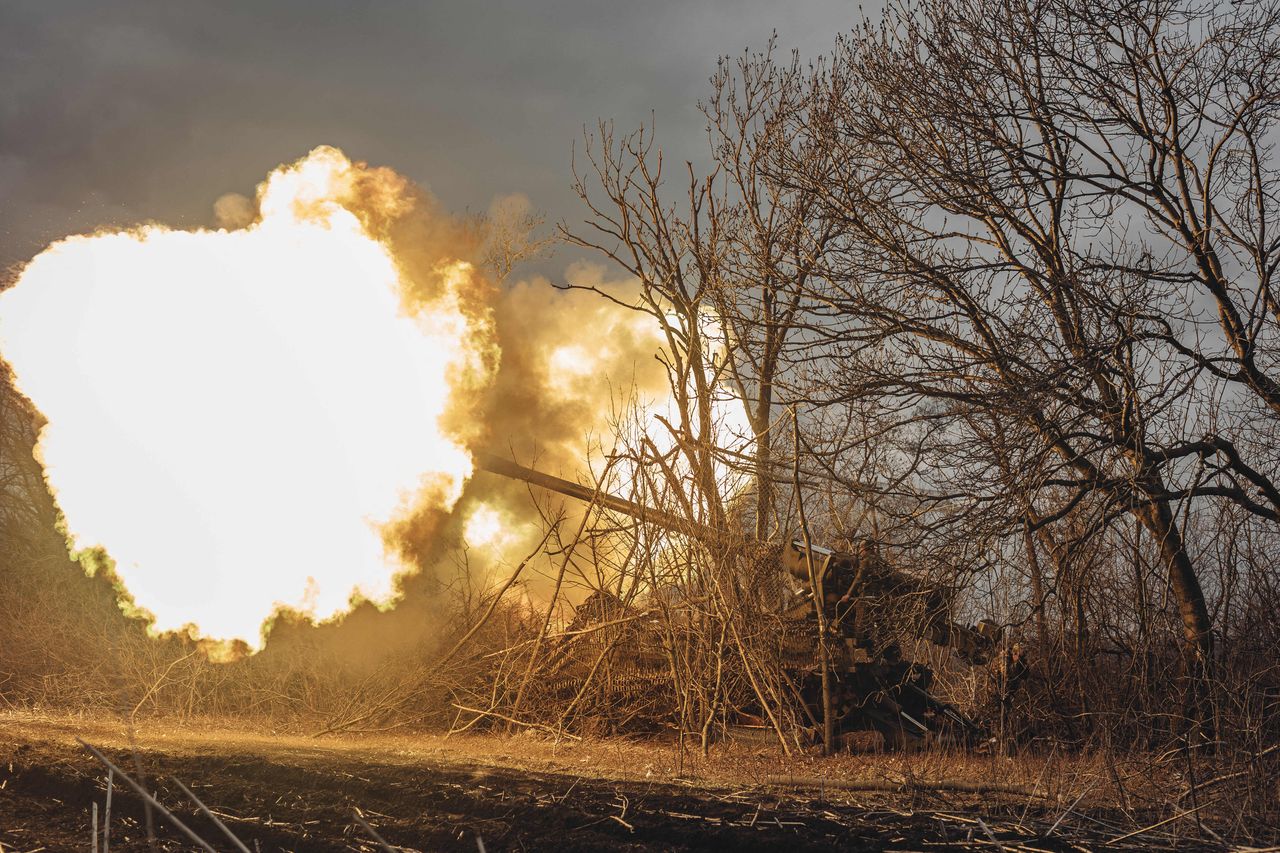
[471, 450, 724, 542]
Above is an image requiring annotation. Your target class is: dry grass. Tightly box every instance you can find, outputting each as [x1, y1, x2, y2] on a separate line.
[4, 709, 1273, 849]
[0, 709, 1214, 813]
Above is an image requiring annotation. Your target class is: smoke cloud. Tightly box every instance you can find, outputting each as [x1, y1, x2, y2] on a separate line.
[0, 148, 495, 648]
[0, 145, 701, 663]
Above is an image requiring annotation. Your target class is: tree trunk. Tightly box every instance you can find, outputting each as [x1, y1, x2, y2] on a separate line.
[793, 414, 834, 755]
[1131, 488, 1214, 737]
[754, 410, 773, 541]
[1022, 518, 1048, 652]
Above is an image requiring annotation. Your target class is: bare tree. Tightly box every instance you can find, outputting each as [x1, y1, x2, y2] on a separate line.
[701, 42, 840, 539]
[729, 0, 1280, 734]
[563, 123, 808, 751]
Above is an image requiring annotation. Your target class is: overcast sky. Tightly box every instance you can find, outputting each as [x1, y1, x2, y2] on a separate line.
[0, 1, 861, 273]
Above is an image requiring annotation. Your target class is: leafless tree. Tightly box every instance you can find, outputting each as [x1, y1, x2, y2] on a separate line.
[700, 42, 842, 540]
[734, 0, 1280, 734]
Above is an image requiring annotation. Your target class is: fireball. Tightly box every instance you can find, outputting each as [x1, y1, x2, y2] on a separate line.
[0, 147, 494, 647]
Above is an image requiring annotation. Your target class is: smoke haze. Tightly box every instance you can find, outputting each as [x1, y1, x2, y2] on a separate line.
[0, 147, 709, 659]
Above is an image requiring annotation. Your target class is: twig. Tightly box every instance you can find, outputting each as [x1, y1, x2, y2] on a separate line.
[173, 778, 252, 853]
[1017, 742, 1056, 830]
[123, 722, 155, 848]
[451, 703, 582, 740]
[1105, 799, 1218, 845]
[1046, 784, 1093, 837]
[437, 525, 559, 670]
[1177, 742, 1280, 801]
[130, 651, 198, 719]
[352, 808, 400, 852]
[975, 817, 1005, 852]
[479, 608, 658, 657]
[91, 802, 99, 853]
[102, 769, 113, 853]
[76, 739, 217, 853]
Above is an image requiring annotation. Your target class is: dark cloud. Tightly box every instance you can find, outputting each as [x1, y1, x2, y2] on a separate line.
[0, 0, 858, 270]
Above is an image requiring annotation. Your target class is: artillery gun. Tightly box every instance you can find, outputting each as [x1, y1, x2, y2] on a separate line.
[473, 450, 1005, 748]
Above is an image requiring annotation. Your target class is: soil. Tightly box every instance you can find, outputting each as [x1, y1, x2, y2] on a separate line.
[0, 714, 1221, 852]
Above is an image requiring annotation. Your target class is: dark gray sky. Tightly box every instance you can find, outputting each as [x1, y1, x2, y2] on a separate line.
[1, 1, 859, 272]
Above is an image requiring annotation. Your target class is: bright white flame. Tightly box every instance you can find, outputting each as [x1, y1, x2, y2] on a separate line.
[463, 504, 511, 551]
[0, 147, 489, 646]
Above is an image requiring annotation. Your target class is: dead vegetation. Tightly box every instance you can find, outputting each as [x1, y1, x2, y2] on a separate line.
[2, 0, 1280, 848]
[0, 712, 1258, 851]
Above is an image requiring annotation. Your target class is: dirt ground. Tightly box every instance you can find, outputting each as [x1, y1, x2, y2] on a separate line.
[0, 713, 1233, 851]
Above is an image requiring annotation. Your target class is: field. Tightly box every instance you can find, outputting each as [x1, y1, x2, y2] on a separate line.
[0, 712, 1241, 852]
